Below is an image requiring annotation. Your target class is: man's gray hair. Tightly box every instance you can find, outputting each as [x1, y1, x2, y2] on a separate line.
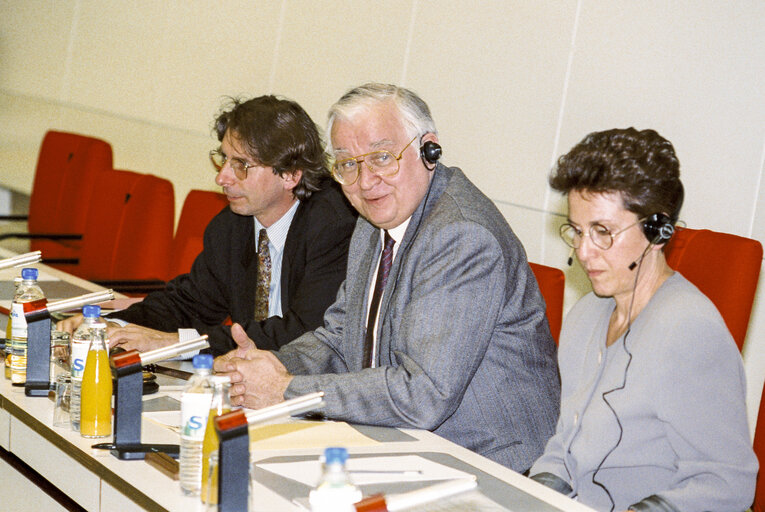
[327, 83, 437, 152]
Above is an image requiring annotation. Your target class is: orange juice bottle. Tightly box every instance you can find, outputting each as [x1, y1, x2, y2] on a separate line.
[200, 375, 231, 505]
[80, 322, 112, 438]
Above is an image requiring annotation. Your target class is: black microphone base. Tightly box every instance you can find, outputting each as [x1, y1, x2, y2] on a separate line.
[107, 443, 180, 461]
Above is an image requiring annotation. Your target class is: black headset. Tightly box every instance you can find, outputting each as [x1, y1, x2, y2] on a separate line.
[641, 212, 674, 244]
[419, 138, 442, 170]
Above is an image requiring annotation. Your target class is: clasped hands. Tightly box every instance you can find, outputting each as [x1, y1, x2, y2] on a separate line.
[213, 323, 293, 408]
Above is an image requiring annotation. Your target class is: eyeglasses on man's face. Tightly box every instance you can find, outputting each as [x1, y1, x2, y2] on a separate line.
[331, 136, 417, 186]
[209, 149, 262, 180]
[559, 217, 647, 250]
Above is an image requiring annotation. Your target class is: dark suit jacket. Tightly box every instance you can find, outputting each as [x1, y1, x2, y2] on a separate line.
[110, 180, 357, 355]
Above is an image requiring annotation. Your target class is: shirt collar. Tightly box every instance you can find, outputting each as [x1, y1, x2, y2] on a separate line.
[382, 217, 411, 246]
[254, 199, 300, 252]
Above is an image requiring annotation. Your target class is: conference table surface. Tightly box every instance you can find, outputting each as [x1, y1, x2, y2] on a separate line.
[0, 249, 593, 512]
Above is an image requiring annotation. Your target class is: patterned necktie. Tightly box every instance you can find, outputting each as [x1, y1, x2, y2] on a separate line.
[254, 228, 271, 322]
[363, 231, 396, 368]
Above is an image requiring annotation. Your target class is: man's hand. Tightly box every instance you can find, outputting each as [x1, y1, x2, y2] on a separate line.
[213, 323, 292, 409]
[106, 324, 179, 352]
[56, 314, 84, 336]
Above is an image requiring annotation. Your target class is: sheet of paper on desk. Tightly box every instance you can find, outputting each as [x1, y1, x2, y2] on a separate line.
[390, 489, 511, 512]
[249, 420, 379, 450]
[259, 455, 472, 487]
[292, 489, 511, 512]
[143, 411, 181, 433]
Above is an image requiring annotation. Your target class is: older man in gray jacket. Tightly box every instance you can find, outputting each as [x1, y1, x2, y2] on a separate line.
[215, 83, 560, 472]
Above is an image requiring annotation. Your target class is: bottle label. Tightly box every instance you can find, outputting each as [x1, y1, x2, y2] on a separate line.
[181, 393, 213, 440]
[70, 338, 90, 379]
[10, 302, 27, 339]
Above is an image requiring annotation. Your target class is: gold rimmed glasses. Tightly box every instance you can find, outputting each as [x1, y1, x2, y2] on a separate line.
[331, 136, 417, 186]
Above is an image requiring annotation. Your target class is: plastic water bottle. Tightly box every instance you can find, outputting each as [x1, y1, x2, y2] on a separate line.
[309, 447, 362, 512]
[179, 354, 214, 496]
[4, 277, 22, 380]
[10, 268, 45, 386]
[70, 305, 102, 432]
[80, 322, 112, 438]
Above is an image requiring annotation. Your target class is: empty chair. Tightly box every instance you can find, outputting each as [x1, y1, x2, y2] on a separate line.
[169, 189, 228, 279]
[73, 169, 174, 291]
[664, 227, 763, 351]
[0, 130, 113, 266]
[529, 262, 565, 344]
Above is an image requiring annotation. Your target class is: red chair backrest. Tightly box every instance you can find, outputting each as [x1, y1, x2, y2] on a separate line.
[664, 227, 763, 351]
[28, 130, 112, 264]
[168, 189, 228, 279]
[529, 262, 565, 344]
[75, 169, 174, 281]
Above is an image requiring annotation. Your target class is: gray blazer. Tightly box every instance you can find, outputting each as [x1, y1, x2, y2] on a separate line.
[277, 165, 560, 472]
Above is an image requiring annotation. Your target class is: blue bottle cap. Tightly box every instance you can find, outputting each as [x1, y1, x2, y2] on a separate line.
[21, 267, 38, 280]
[324, 447, 349, 465]
[192, 353, 213, 369]
[82, 304, 101, 318]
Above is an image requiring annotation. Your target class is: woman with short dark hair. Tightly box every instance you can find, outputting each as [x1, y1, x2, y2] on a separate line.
[530, 128, 757, 511]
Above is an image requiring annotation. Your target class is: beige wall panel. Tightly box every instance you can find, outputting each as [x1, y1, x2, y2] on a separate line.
[0, 1, 76, 97]
[0, 93, 63, 193]
[494, 202, 547, 264]
[147, 0, 283, 129]
[752, 152, 765, 243]
[269, 0, 412, 128]
[66, 0, 164, 119]
[556, 1, 765, 237]
[405, 1, 576, 211]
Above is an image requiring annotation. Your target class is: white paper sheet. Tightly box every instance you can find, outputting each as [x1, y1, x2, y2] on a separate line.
[258, 454, 474, 487]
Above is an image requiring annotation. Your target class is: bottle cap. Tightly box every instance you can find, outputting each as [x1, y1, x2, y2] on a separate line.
[21, 267, 38, 280]
[192, 353, 213, 369]
[324, 447, 349, 465]
[82, 304, 101, 318]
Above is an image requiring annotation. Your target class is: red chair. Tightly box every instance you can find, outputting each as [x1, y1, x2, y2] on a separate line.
[168, 189, 228, 279]
[664, 227, 763, 352]
[529, 262, 565, 344]
[74, 169, 175, 292]
[0, 130, 113, 266]
[753, 381, 765, 511]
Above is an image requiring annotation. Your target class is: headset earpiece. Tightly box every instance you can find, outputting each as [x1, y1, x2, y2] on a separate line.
[419, 140, 442, 168]
[642, 213, 674, 244]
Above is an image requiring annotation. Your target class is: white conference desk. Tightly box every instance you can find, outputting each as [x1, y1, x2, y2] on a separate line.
[0, 251, 593, 512]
